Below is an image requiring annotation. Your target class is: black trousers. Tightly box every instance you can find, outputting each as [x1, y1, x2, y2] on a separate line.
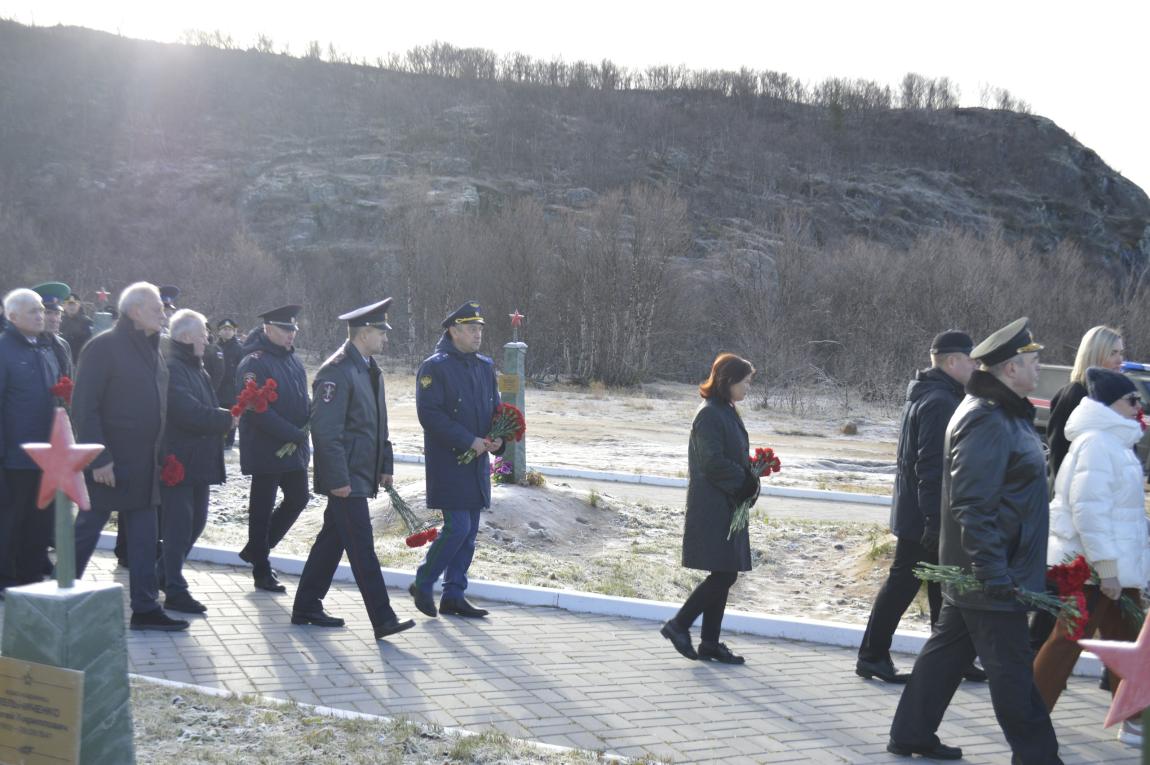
[890, 602, 1062, 765]
[858, 534, 942, 661]
[293, 495, 396, 632]
[672, 570, 738, 643]
[75, 505, 161, 614]
[158, 483, 210, 596]
[242, 469, 309, 575]
[0, 469, 53, 590]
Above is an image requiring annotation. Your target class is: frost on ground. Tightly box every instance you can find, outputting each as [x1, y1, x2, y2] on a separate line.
[132, 679, 661, 764]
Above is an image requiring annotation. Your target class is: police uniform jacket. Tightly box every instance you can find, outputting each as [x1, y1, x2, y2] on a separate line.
[889, 367, 964, 539]
[681, 399, 755, 573]
[0, 325, 61, 471]
[416, 333, 502, 510]
[311, 341, 394, 497]
[236, 329, 311, 475]
[215, 336, 243, 410]
[939, 370, 1049, 611]
[72, 316, 168, 512]
[60, 311, 94, 362]
[164, 341, 232, 485]
[202, 341, 225, 400]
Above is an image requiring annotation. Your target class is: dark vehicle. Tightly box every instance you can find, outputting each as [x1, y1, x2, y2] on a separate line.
[1032, 362, 1150, 474]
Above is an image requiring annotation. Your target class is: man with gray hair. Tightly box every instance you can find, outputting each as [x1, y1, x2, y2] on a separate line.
[72, 282, 188, 631]
[889, 318, 1060, 764]
[0, 288, 59, 594]
[157, 309, 235, 614]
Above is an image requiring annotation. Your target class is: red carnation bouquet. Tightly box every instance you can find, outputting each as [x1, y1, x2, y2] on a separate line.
[160, 454, 185, 487]
[458, 403, 526, 464]
[385, 485, 440, 548]
[50, 375, 74, 407]
[230, 378, 278, 417]
[727, 447, 782, 539]
[1137, 406, 1147, 433]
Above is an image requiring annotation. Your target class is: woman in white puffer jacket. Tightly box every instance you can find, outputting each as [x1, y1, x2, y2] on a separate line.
[1033, 367, 1150, 743]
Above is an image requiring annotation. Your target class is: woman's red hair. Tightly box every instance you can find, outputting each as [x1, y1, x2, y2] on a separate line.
[699, 353, 755, 402]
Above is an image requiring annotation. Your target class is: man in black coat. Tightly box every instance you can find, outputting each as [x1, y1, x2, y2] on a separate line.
[72, 282, 188, 631]
[292, 299, 415, 640]
[889, 318, 1062, 764]
[214, 319, 243, 448]
[0, 289, 59, 592]
[857, 331, 980, 683]
[158, 310, 236, 614]
[236, 306, 311, 593]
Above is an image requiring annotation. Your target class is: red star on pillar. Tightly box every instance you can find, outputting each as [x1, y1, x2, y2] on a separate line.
[509, 310, 525, 328]
[1080, 616, 1150, 727]
[22, 408, 104, 510]
[95, 289, 110, 302]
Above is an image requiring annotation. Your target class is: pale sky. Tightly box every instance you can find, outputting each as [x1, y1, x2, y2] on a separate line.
[4, 1, 1149, 191]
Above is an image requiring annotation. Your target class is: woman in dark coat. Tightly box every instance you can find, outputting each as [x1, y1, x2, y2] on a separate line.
[1046, 325, 1124, 479]
[661, 353, 759, 664]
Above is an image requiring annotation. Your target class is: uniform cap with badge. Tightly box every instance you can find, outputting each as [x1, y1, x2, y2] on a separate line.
[257, 304, 302, 330]
[159, 285, 180, 309]
[441, 301, 485, 329]
[970, 317, 1043, 366]
[339, 298, 392, 329]
[217, 318, 238, 329]
[31, 282, 71, 313]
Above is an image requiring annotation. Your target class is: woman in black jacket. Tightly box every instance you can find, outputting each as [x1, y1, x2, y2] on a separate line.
[159, 309, 236, 613]
[661, 353, 758, 664]
[1046, 325, 1124, 479]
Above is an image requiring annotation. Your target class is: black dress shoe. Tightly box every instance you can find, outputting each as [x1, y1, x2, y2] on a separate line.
[130, 608, 190, 632]
[886, 739, 962, 759]
[291, 609, 345, 627]
[254, 570, 286, 593]
[409, 583, 437, 617]
[961, 663, 988, 682]
[164, 592, 208, 614]
[856, 656, 910, 683]
[698, 641, 745, 665]
[440, 597, 489, 618]
[660, 620, 698, 660]
[374, 617, 416, 639]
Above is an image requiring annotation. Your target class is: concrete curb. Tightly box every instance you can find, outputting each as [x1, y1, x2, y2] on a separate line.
[392, 453, 892, 507]
[97, 532, 1101, 677]
[133, 675, 627, 761]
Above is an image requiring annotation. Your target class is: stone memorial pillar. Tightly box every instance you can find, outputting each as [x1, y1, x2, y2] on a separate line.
[1, 409, 135, 764]
[500, 310, 527, 483]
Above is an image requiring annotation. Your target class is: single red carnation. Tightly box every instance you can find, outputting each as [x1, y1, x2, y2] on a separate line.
[161, 454, 185, 487]
[50, 375, 74, 406]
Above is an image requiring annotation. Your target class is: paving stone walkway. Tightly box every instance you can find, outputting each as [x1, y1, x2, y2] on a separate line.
[2, 552, 1138, 764]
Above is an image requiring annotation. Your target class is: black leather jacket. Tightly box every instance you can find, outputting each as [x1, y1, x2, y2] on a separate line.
[939, 370, 1049, 611]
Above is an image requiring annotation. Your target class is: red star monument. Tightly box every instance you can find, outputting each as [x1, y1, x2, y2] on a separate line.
[1080, 616, 1150, 728]
[22, 408, 104, 510]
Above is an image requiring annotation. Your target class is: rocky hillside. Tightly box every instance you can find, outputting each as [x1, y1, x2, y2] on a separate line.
[2, 20, 1148, 387]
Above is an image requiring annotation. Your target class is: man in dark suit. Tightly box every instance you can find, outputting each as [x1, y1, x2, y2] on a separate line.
[214, 319, 243, 448]
[72, 282, 188, 631]
[292, 299, 415, 640]
[888, 318, 1061, 763]
[0, 288, 59, 593]
[857, 331, 982, 683]
[236, 305, 311, 593]
[408, 301, 504, 619]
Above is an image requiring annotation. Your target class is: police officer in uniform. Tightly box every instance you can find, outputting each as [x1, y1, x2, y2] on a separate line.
[236, 305, 311, 592]
[409, 301, 504, 619]
[215, 319, 244, 447]
[60, 291, 94, 364]
[31, 282, 74, 380]
[292, 299, 415, 639]
[888, 318, 1061, 764]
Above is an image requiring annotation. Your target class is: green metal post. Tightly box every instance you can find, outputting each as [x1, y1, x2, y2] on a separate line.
[502, 341, 527, 483]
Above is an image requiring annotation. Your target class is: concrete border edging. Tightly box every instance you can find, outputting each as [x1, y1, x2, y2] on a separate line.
[133, 675, 626, 761]
[392, 453, 892, 507]
[97, 532, 1101, 678]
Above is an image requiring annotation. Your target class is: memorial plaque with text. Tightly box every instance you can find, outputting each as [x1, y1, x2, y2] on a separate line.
[498, 374, 520, 394]
[0, 657, 83, 765]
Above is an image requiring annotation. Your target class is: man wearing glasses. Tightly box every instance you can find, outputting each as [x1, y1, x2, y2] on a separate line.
[235, 305, 312, 593]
